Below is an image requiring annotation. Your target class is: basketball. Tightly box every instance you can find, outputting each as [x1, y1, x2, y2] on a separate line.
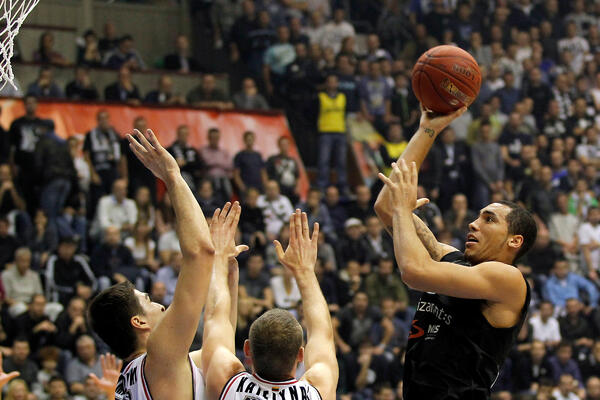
[411, 45, 482, 114]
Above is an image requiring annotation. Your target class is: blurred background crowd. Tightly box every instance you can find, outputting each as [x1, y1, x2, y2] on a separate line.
[3, 0, 600, 399]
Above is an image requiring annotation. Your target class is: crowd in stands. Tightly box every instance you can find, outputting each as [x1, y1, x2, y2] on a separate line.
[4, 0, 600, 399]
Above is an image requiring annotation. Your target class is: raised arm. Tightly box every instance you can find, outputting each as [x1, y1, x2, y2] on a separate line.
[274, 210, 338, 400]
[127, 129, 215, 371]
[374, 106, 466, 229]
[379, 162, 526, 315]
[202, 204, 247, 400]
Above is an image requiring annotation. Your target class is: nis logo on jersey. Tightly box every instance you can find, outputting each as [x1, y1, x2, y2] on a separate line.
[416, 300, 453, 325]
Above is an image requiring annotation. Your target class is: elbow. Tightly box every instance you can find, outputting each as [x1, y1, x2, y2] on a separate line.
[399, 263, 423, 290]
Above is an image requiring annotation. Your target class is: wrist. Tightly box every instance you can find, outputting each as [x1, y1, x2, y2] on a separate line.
[418, 125, 440, 139]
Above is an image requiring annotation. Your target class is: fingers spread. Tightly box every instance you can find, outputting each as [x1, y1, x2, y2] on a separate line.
[301, 212, 309, 240]
[220, 202, 232, 224]
[146, 129, 164, 151]
[273, 240, 285, 260]
[288, 213, 296, 244]
[136, 129, 155, 153]
[311, 222, 320, 245]
[294, 210, 302, 242]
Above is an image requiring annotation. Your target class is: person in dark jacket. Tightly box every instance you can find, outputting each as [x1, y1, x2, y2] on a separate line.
[54, 296, 88, 353]
[65, 67, 99, 101]
[89, 226, 138, 290]
[166, 124, 202, 191]
[34, 119, 76, 221]
[104, 66, 141, 104]
[44, 236, 96, 306]
[13, 294, 57, 354]
[162, 35, 201, 73]
[512, 340, 554, 393]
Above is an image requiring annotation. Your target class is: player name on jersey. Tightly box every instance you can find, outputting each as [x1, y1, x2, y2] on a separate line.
[221, 372, 321, 400]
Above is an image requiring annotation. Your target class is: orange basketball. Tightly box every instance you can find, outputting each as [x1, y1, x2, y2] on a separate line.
[411, 45, 481, 114]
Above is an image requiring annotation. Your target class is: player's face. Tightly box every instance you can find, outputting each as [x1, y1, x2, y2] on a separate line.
[134, 290, 166, 329]
[464, 203, 512, 264]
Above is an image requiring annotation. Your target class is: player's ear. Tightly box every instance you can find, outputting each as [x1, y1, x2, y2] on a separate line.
[130, 315, 149, 331]
[507, 234, 524, 252]
[296, 346, 304, 364]
[243, 339, 252, 359]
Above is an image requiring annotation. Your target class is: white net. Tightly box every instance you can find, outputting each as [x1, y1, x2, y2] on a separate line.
[0, 0, 39, 89]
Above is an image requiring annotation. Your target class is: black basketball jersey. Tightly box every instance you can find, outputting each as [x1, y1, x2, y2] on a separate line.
[403, 251, 530, 400]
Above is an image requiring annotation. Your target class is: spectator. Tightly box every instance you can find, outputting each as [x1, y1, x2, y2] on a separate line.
[47, 376, 70, 400]
[265, 136, 299, 202]
[187, 74, 233, 109]
[2, 247, 42, 318]
[27, 210, 58, 269]
[298, 187, 335, 239]
[544, 259, 598, 310]
[65, 67, 99, 101]
[76, 29, 101, 67]
[346, 184, 376, 222]
[167, 124, 202, 191]
[335, 292, 379, 352]
[530, 301, 562, 349]
[269, 267, 300, 312]
[513, 340, 554, 393]
[104, 66, 141, 105]
[553, 73, 574, 121]
[338, 218, 369, 266]
[569, 179, 598, 220]
[34, 119, 76, 221]
[319, 8, 355, 54]
[580, 206, 600, 280]
[33, 32, 69, 66]
[437, 127, 471, 210]
[3, 338, 38, 387]
[359, 61, 394, 136]
[239, 187, 266, 247]
[0, 164, 28, 238]
[567, 100, 594, 141]
[316, 74, 348, 193]
[323, 185, 347, 236]
[26, 66, 64, 99]
[154, 251, 181, 306]
[364, 257, 406, 308]
[262, 25, 295, 100]
[559, 298, 594, 349]
[552, 373, 581, 400]
[499, 112, 533, 181]
[586, 376, 600, 400]
[233, 130, 267, 194]
[45, 236, 96, 306]
[97, 22, 118, 56]
[65, 335, 101, 395]
[549, 193, 580, 270]
[67, 136, 91, 199]
[199, 127, 233, 203]
[0, 217, 17, 270]
[83, 110, 122, 209]
[239, 252, 273, 318]
[576, 127, 600, 168]
[558, 21, 590, 75]
[257, 180, 294, 239]
[365, 34, 392, 62]
[443, 193, 477, 248]
[14, 294, 57, 354]
[121, 116, 156, 202]
[102, 34, 145, 71]
[143, 75, 186, 106]
[54, 297, 88, 352]
[232, 77, 269, 110]
[549, 343, 583, 388]
[495, 71, 520, 115]
[163, 34, 200, 73]
[362, 215, 393, 264]
[150, 281, 167, 306]
[92, 178, 137, 237]
[124, 220, 159, 273]
[89, 226, 138, 290]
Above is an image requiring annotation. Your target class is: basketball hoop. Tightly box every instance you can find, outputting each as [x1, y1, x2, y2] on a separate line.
[0, 0, 39, 89]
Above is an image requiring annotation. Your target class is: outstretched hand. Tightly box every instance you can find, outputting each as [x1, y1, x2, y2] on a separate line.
[210, 202, 248, 258]
[378, 160, 419, 212]
[274, 210, 319, 276]
[387, 166, 429, 210]
[127, 129, 180, 184]
[0, 352, 19, 390]
[89, 353, 122, 397]
[419, 104, 467, 138]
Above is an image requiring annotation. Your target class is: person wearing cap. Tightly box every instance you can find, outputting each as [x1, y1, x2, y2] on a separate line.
[34, 118, 76, 223]
[339, 217, 369, 266]
[45, 236, 96, 306]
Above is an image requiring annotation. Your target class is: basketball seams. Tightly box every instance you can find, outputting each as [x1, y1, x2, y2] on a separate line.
[420, 62, 479, 94]
[422, 69, 456, 111]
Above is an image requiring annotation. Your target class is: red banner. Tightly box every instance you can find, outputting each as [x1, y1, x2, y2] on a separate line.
[0, 99, 309, 198]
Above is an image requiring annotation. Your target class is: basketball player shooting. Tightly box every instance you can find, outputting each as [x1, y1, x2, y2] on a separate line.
[202, 209, 338, 400]
[374, 108, 537, 399]
[88, 128, 223, 400]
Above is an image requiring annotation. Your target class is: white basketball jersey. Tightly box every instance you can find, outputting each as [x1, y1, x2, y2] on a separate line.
[220, 372, 322, 400]
[115, 353, 205, 400]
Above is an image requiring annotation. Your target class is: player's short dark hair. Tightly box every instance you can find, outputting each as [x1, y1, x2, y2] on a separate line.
[88, 281, 144, 359]
[495, 200, 537, 261]
[249, 309, 303, 381]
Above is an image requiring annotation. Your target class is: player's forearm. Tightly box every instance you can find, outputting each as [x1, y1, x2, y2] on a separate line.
[166, 173, 214, 257]
[392, 208, 433, 285]
[375, 126, 439, 220]
[295, 271, 335, 364]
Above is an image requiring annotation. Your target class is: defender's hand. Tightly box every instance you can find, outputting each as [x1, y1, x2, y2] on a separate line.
[210, 202, 248, 258]
[378, 160, 419, 212]
[127, 129, 180, 184]
[89, 353, 122, 397]
[274, 210, 319, 276]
